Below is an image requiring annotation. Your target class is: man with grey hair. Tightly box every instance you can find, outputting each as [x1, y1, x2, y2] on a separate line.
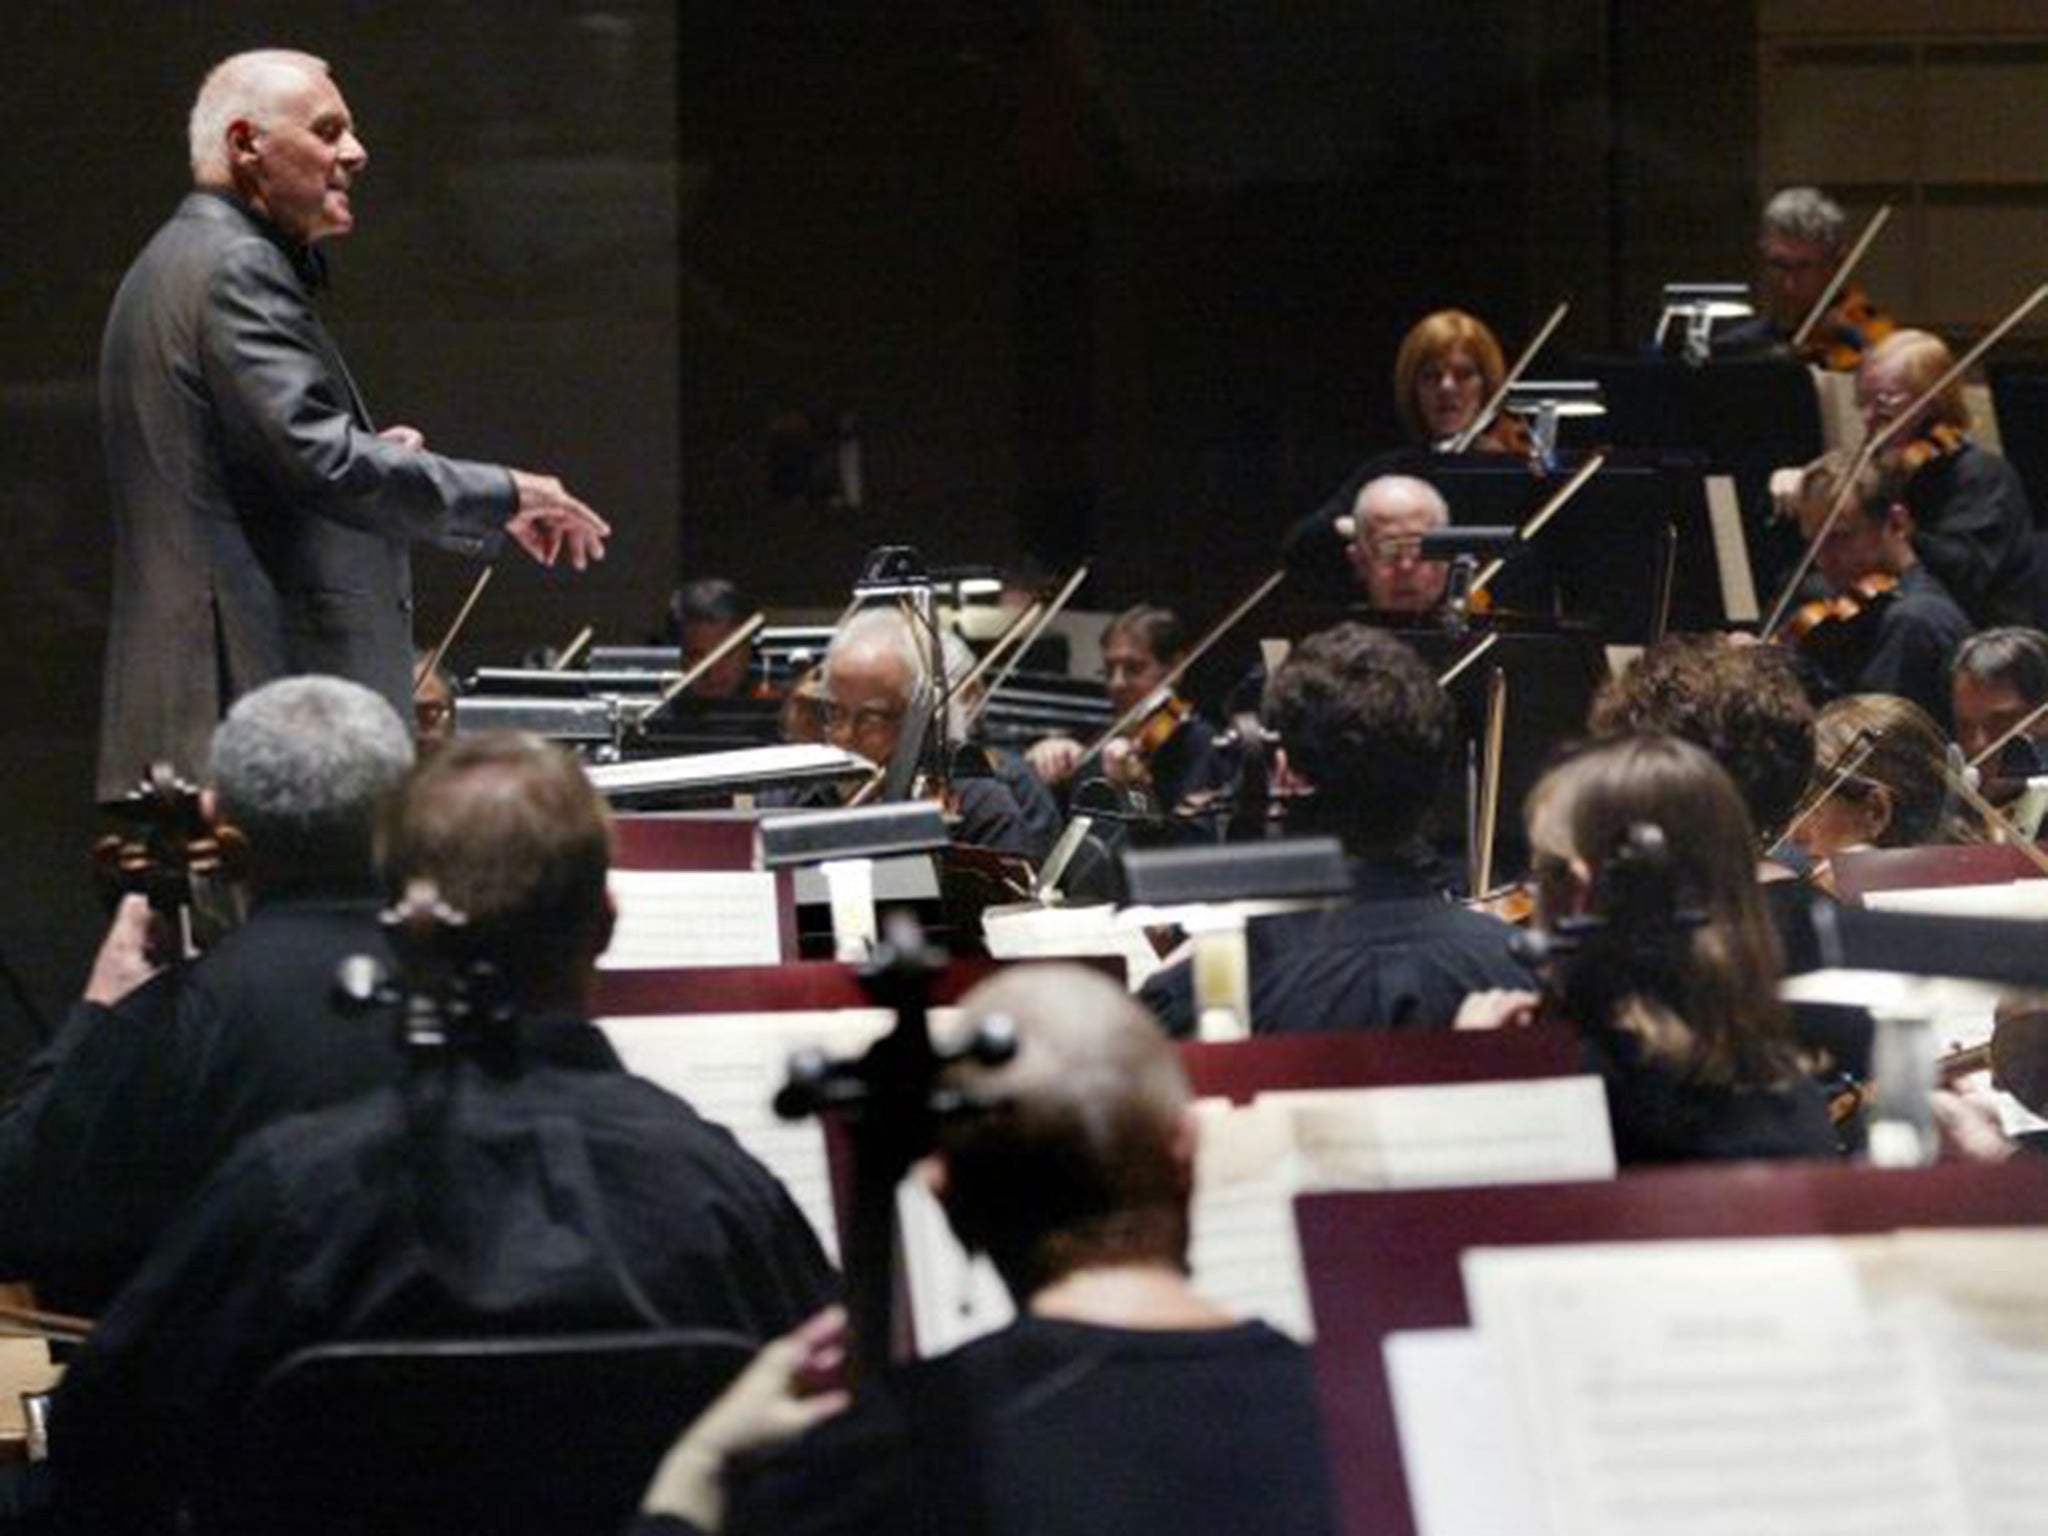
[1344, 473, 1453, 613]
[769, 607, 1030, 851]
[0, 675, 418, 1310]
[97, 47, 612, 802]
[1752, 184, 1892, 368]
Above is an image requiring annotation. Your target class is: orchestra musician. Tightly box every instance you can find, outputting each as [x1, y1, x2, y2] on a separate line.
[1723, 186, 1894, 369]
[1950, 626, 2048, 773]
[632, 965, 1339, 1536]
[1023, 607, 1230, 819]
[1456, 734, 1838, 1163]
[1788, 452, 1972, 727]
[1341, 475, 1453, 614]
[1789, 694, 1969, 867]
[49, 733, 838, 1534]
[1140, 625, 1528, 1036]
[671, 578, 768, 699]
[97, 49, 610, 802]
[0, 677, 416, 1312]
[779, 608, 1031, 853]
[1854, 329, 2047, 630]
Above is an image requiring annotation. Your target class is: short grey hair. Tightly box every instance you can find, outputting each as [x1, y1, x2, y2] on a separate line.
[1355, 474, 1449, 530]
[825, 606, 933, 707]
[209, 674, 414, 883]
[188, 49, 330, 185]
[1762, 186, 1846, 254]
[1953, 627, 2048, 706]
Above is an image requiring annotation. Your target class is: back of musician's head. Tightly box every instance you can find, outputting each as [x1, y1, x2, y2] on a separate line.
[1588, 635, 1816, 836]
[934, 964, 1193, 1301]
[210, 674, 413, 896]
[1527, 734, 1794, 1088]
[1392, 310, 1505, 441]
[377, 732, 612, 1002]
[1812, 693, 1959, 849]
[1262, 624, 1452, 857]
[668, 576, 749, 637]
[1761, 186, 1846, 254]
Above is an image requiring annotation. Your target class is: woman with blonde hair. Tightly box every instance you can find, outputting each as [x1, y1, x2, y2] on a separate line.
[1789, 693, 1969, 864]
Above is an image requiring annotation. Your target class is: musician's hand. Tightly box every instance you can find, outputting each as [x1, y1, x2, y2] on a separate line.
[1026, 736, 1085, 786]
[506, 470, 612, 571]
[1930, 1088, 2017, 1164]
[639, 1305, 851, 1531]
[379, 424, 425, 451]
[1768, 465, 1805, 522]
[84, 894, 165, 1006]
[1454, 988, 1542, 1032]
[1100, 737, 1154, 791]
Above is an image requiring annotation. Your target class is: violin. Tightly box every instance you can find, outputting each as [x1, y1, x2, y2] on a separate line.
[1780, 572, 1901, 676]
[1883, 419, 1967, 481]
[92, 762, 249, 957]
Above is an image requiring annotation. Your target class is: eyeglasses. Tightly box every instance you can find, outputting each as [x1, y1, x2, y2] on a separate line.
[1359, 536, 1427, 565]
[821, 701, 904, 734]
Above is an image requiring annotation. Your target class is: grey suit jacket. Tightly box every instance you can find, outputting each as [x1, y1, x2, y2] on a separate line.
[96, 192, 514, 800]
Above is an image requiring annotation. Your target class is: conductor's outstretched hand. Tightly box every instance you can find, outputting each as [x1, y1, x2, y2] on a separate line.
[506, 469, 612, 570]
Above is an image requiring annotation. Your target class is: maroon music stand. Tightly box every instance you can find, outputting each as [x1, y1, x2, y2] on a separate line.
[1296, 1159, 2048, 1536]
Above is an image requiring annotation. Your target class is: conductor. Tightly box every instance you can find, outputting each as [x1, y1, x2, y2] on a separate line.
[96, 48, 611, 800]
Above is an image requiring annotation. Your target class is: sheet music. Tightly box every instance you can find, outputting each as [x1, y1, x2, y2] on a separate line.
[981, 901, 1161, 988]
[601, 869, 782, 968]
[1384, 1328, 1545, 1536]
[1185, 1079, 1615, 1341]
[1865, 882, 2048, 920]
[896, 1176, 1016, 1355]
[1703, 472, 1760, 624]
[1463, 1237, 1973, 1536]
[599, 1010, 912, 1260]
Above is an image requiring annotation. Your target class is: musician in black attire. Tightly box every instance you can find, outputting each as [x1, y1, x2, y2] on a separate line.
[51, 734, 836, 1535]
[1457, 736, 1837, 1162]
[1142, 625, 1527, 1035]
[0, 675, 415, 1312]
[632, 965, 1338, 1536]
[1792, 452, 1973, 728]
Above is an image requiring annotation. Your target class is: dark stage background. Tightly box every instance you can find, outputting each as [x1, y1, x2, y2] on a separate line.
[0, 1, 1756, 1077]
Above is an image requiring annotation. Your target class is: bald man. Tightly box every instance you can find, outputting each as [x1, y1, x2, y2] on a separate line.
[636, 965, 1339, 1536]
[1344, 475, 1452, 613]
[98, 49, 610, 800]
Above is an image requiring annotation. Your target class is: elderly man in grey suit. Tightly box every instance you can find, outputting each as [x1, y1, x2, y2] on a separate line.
[97, 48, 612, 801]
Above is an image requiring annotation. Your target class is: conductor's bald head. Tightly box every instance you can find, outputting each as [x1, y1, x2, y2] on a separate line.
[933, 965, 1193, 1300]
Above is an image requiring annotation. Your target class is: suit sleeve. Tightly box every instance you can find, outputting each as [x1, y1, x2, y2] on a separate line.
[199, 237, 516, 553]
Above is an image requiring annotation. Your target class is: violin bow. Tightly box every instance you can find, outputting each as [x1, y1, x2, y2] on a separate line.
[1771, 730, 1880, 853]
[1436, 630, 1502, 689]
[1082, 569, 1288, 760]
[1944, 757, 2048, 880]
[1448, 300, 1570, 454]
[958, 562, 1091, 734]
[1761, 281, 2048, 641]
[1468, 451, 1607, 599]
[1967, 693, 2048, 773]
[1472, 665, 1509, 901]
[1790, 204, 1891, 353]
[550, 624, 595, 671]
[628, 612, 766, 732]
[414, 566, 494, 697]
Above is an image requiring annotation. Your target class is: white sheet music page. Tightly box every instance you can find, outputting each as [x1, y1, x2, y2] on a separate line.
[599, 1010, 907, 1261]
[1463, 1236, 1972, 1536]
[1186, 1098, 1313, 1338]
[895, 1175, 1015, 1357]
[1888, 1229, 2048, 1536]
[1273, 1076, 1616, 1190]
[1384, 1328, 1547, 1536]
[600, 869, 782, 968]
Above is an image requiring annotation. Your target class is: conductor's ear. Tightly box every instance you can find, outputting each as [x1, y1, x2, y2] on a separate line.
[227, 119, 260, 165]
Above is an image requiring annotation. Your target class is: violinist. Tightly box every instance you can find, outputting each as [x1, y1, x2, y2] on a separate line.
[671, 577, 770, 700]
[1788, 452, 1972, 726]
[1342, 475, 1453, 614]
[1284, 309, 1531, 593]
[1024, 607, 1229, 818]
[771, 608, 1031, 853]
[0, 677, 416, 1312]
[1950, 626, 2048, 773]
[1790, 694, 1969, 867]
[1456, 735, 1838, 1163]
[1856, 329, 2047, 629]
[1723, 187, 1894, 369]
[1139, 625, 1528, 1037]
